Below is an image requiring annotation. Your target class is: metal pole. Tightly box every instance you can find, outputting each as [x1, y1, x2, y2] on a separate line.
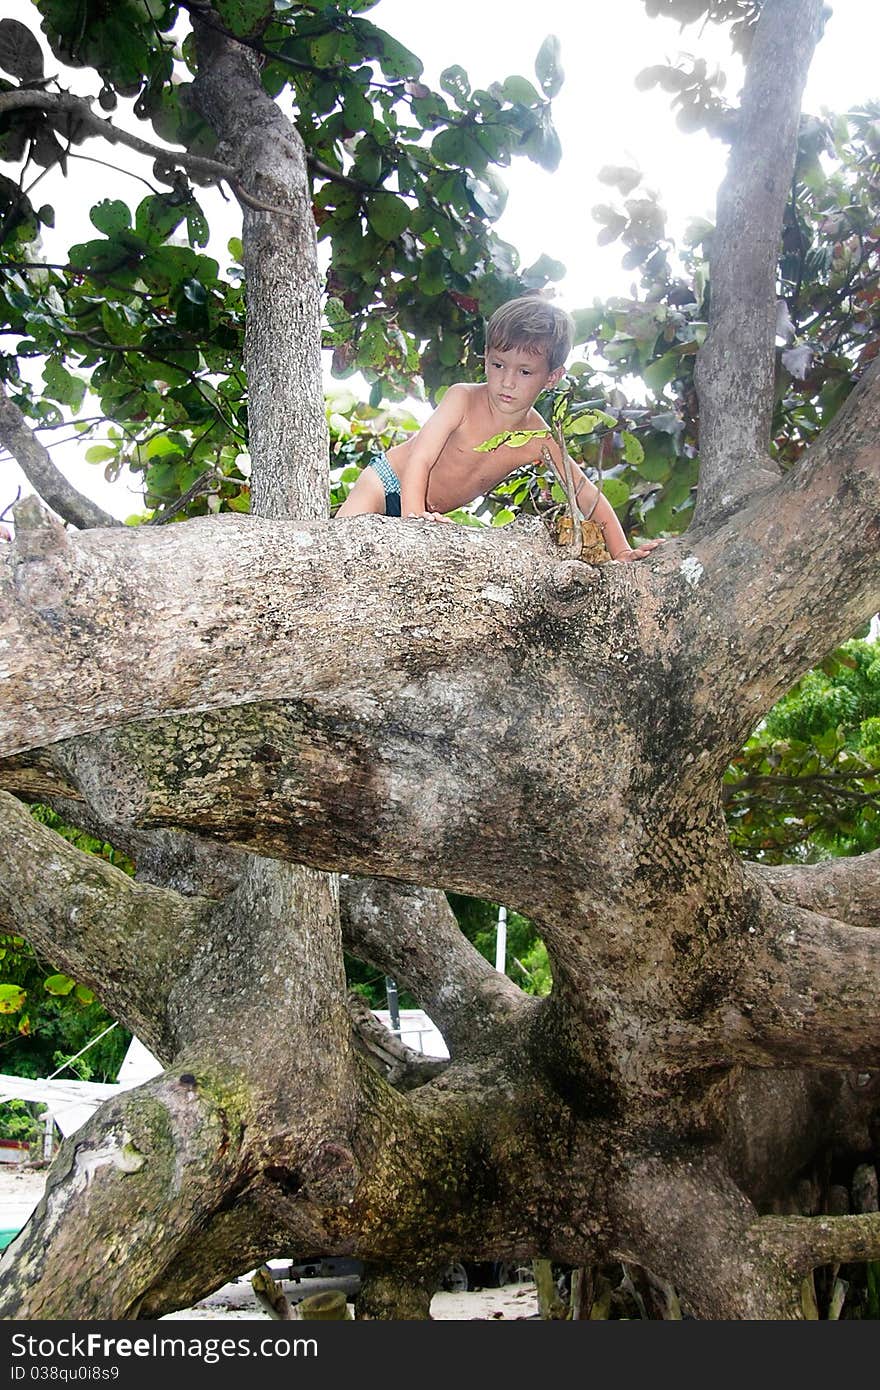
[495, 905, 507, 974]
[47, 1020, 118, 1079]
[385, 977, 400, 1034]
[42, 1111, 54, 1162]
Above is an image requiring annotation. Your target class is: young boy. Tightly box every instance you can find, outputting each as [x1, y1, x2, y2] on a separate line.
[336, 295, 660, 562]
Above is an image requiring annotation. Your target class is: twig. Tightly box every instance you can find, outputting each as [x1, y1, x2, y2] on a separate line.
[147, 467, 224, 525]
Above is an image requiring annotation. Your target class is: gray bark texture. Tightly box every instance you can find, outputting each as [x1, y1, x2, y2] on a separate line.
[1, 0, 880, 1321]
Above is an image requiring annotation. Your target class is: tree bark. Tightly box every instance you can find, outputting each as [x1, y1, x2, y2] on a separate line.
[192, 11, 328, 519]
[693, 0, 825, 523]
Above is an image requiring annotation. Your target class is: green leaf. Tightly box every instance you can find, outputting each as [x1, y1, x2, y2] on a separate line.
[186, 202, 210, 248]
[525, 107, 561, 172]
[602, 478, 630, 509]
[474, 428, 549, 452]
[366, 193, 411, 241]
[565, 411, 614, 436]
[343, 84, 373, 132]
[135, 194, 188, 246]
[182, 277, 207, 305]
[44, 973, 76, 997]
[90, 200, 131, 236]
[84, 445, 117, 463]
[465, 172, 507, 221]
[0, 18, 45, 80]
[440, 65, 470, 105]
[502, 75, 541, 106]
[637, 443, 672, 483]
[598, 165, 642, 196]
[68, 238, 133, 278]
[213, 0, 273, 33]
[74, 984, 96, 1006]
[491, 508, 516, 526]
[621, 431, 645, 465]
[372, 29, 423, 80]
[643, 353, 682, 395]
[0, 984, 26, 1014]
[43, 359, 86, 412]
[535, 34, 564, 98]
[521, 253, 566, 289]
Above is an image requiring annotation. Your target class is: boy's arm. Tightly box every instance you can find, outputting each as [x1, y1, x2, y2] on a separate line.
[543, 443, 660, 562]
[399, 384, 469, 517]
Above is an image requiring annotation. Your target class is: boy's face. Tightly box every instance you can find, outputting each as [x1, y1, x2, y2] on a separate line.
[485, 344, 564, 415]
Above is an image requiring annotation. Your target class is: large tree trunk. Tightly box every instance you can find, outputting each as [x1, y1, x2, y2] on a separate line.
[1, 0, 880, 1320]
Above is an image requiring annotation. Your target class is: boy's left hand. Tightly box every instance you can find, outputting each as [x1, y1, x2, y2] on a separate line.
[612, 539, 662, 562]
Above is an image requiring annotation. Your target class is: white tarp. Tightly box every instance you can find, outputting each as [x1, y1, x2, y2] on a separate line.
[0, 1035, 164, 1138]
[0, 1010, 448, 1139]
[371, 1008, 449, 1059]
[0, 1074, 122, 1138]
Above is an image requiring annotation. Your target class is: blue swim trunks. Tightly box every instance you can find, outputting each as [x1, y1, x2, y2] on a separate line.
[369, 450, 401, 517]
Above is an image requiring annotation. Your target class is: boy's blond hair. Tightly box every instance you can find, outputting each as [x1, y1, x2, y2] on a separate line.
[485, 295, 574, 372]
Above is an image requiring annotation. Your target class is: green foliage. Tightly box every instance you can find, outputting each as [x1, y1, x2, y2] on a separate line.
[725, 639, 880, 862]
[0, 922, 129, 1082]
[0, 807, 132, 1080]
[567, 100, 880, 544]
[0, 1097, 44, 1146]
[474, 428, 549, 453]
[0, 3, 576, 519]
[447, 894, 552, 996]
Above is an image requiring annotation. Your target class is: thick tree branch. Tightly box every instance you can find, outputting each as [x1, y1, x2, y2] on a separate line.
[0, 790, 210, 1059]
[669, 359, 880, 764]
[754, 1211, 880, 1274]
[610, 1151, 802, 1318]
[0, 1073, 254, 1318]
[733, 888, 880, 1068]
[722, 1068, 877, 1208]
[339, 877, 529, 1055]
[693, 0, 824, 522]
[0, 503, 587, 754]
[749, 851, 880, 931]
[346, 989, 447, 1090]
[1, 506, 670, 922]
[200, 854, 352, 1089]
[0, 382, 121, 531]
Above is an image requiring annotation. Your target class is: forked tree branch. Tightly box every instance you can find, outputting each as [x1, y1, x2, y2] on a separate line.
[734, 889, 880, 1068]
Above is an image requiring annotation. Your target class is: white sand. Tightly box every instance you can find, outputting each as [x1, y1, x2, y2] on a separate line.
[0, 1163, 538, 1320]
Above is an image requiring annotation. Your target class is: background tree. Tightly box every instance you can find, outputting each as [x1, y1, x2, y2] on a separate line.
[0, 0, 879, 1321]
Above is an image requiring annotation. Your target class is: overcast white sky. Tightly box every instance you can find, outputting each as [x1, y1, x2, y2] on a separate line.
[2, 0, 879, 521]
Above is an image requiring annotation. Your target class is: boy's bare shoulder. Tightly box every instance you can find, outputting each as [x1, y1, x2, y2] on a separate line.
[443, 381, 484, 403]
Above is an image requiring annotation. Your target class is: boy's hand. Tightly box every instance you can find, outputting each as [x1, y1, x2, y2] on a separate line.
[611, 538, 662, 562]
[407, 511, 452, 524]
